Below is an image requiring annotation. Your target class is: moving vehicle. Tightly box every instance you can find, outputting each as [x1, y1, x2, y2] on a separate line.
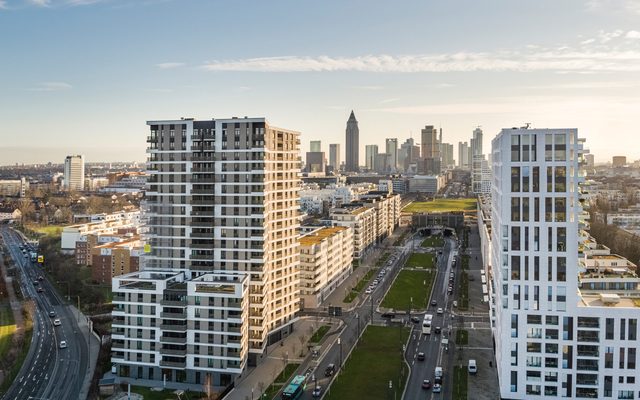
[312, 386, 322, 398]
[49, 311, 56, 318]
[417, 352, 425, 361]
[59, 341, 67, 349]
[422, 314, 433, 334]
[431, 300, 437, 307]
[434, 366, 443, 384]
[410, 316, 421, 323]
[324, 364, 336, 377]
[281, 375, 306, 399]
[468, 359, 477, 374]
[437, 307, 443, 315]
[434, 326, 442, 334]
[53, 319, 61, 326]
[452, 300, 458, 308]
[433, 383, 442, 393]
[421, 379, 431, 389]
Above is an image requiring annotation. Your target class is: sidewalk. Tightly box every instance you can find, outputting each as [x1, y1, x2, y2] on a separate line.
[69, 305, 102, 400]
[0, 246, 25, 386]
[231, 317, 339, 399]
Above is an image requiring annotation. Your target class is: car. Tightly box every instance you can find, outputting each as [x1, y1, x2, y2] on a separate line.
[37, 287, 43, 293]
[324, 364, 336, 377]
[438, 250, 443, 254]
[53, 319, 61, 326]
[38, 276, 44, 281]
[372, 280, 379, 285]
[417, 352, 425, 361]
[411, 316, 421, 323]
[312, 386, 322, 397]
[452, 300, 458, 308]
[434, 326, 442, 334]
[432, 383, 442, 393]
[437, 307, 443, 315]
[48, 311, 56, 318]
[59, 340, 67, 349]
[365, 288, 373, 294]
[431, 300, 437, 307]
[421, 379, 431, 389]
[33, 280, 39, 286]
[381, 312, 395, 319]
[468, 359, 477, 374]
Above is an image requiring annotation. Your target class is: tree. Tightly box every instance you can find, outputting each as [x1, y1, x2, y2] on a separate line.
[17, 198, 35, 223]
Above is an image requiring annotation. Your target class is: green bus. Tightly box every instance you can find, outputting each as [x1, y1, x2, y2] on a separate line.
[281, 375, 306, 399]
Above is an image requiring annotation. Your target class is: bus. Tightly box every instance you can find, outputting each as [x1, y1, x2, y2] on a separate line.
[281, 375, 306, 399]
[422, 314, 433, 334]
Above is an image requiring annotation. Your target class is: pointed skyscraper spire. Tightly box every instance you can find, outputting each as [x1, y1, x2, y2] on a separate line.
[345, 110, 359, 172]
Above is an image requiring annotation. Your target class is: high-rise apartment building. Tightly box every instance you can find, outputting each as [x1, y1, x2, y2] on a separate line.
[310, 140, 321, 153]
[386, 138, 398, 172]
[112, 117, 301, 387]
[584, 153, 595, 168]
[488, 128, 640, 399]
[441, 143, 454, 168]
[345, 111, 359, 172]
[329, 143, 341, 171]
[458, 141, 469, 169]
[365, 144, 378, 171]
[64, 155, 85, 191]
[472, 127, 483, 157]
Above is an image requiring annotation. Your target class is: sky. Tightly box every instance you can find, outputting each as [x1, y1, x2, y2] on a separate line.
[1, 0, 640, 165]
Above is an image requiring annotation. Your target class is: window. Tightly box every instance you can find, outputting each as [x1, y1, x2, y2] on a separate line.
[606, 318, 614, 340]
[545, 133, 553, 161]
[523, 166, 530, 192]
[522, 135, 530, 162]
[554, 133, 566, 161]
[511, 371, 518, 392]
[628, 348, 636, 369]
[511, 314, 519, 338]
[534, 197, 540, 221]
[545, 197, 553, 222]
[511, 342, 518, 365]
[512, 197, 521, 221]
[547, 166, 553, 192]
[557, 257, 566, 282]
[523, 198, 530, 222]
[557, 227, 566, 252]
[511, 135, 520, 162]
[533, 167, 540, 192]
[555, 198, 566, 222]
[621, 319, 627, 340]
[512, 226, 521, 251]
[605, 346, 614, 368]
[546, 343, 559, 353]
[629, 319, 637, 340]
[512, 167, 521, 192]
[555, 166, 566, 192]
[512, 256, 521, 280]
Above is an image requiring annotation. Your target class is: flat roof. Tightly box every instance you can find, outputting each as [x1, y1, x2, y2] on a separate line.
[299, 226, 348, 246]
[580, 294, 640, 308]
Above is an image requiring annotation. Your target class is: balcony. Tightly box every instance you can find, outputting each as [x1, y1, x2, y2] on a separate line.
[160, 359, 186, 369]
[160, 299, 187, 307]
[160, 311, 187, 319]
[191, 253, 214, 260]
[160, 336, 187, 344]
[160, 323, 188, 332]
[161, 347, 187, 356]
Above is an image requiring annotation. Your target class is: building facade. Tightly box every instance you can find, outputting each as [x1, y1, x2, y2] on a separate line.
[345, 111, 359, 172]
[386, 138, 398, 172]
[64, 154, 85, 191]
[489, 127, 640, 399]
[0, 178, 28, 197]
[329, 143, 341, 172]
[365, 145, 378, 171]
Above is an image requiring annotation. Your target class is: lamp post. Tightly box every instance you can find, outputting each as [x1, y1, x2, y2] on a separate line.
[337, 337, 342, 370]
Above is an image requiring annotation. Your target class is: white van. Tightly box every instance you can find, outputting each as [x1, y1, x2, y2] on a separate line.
[468, 359, 477, 374]
[434, 366, 443, 383]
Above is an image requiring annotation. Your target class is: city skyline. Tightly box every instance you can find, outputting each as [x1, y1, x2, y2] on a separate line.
[2, 0, 640, 164]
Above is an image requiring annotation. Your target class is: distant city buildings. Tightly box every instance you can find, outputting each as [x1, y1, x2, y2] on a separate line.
[385, 138, 398, 172]
[345, 111, 360, 172]
[63, 155, 85, 191]
[329, 143, 341, 172]
[365, 144, 378, 171]
[458, 141, 470, 169]
[613, 155, 627, 167]
[0, 177, 28, 197]
[310, 140, 321, 152]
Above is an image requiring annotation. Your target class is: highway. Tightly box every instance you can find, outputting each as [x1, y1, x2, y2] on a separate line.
[1, 226, 89, 400]
[403, 236, 459, 400]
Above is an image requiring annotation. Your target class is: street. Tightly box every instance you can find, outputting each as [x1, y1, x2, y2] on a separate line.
[1, 226, 90, 400]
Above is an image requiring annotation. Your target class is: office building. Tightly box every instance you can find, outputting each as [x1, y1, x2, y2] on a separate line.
[441, 143, 454, 169]
[0, 177, 29, 197]
[458, 141, 470, 169]
[488, 127, 640, 399]
[299, 226, 354, 308]
[345, 111, 360, 172]
[329, 143, 341, 171]
[375, 153, 391, 174]
[472, 127, 483, 157]
[386, 138, 398, 172]
[112, 117, 301, 387]
[612, 156, 627, 167]
[365, 145, 378, 171]
[310, 140, 321, 153]
[421, 125, 439, 160]
[399, 138, 420, 172]
[64, 155, 85, 191]
[306, 151, 326, 174]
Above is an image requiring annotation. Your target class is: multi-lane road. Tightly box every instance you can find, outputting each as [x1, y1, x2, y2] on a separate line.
[1, 226, 90, 400]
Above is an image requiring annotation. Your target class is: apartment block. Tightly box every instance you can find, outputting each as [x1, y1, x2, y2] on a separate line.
[330, 206, 377, 259]
[299, 226, 354, 308]
[0, 177, 28, 197]
[91, 237, 142, 284]
[113, 117, 301, 387]
[111, 271, 249, 386]
[487, 127, 640, 399]
[62, 210, 141, 252]
[64, 154, 85, 191]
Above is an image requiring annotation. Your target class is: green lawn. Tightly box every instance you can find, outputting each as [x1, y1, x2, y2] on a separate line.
[421, 236, 444, 248]
[310, 325, 330, 343]
[404, 253, 435, 269]
[0, 303, 17, 362]
[0, 304, 32, 397]
[452, 366, 468, 400]
[403, 198, 477, 213]
[456, 329, 469, 346]
[25, 224, 65, 237]
[381, 270, 434, 311]
[458, 271, 469, 310]
[326, 326, 409, 400]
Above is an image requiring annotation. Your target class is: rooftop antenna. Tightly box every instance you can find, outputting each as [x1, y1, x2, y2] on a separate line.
[523, 122, 531, 129]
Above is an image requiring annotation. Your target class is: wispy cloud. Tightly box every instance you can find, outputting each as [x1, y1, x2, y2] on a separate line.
[0, 1, 8, 9]
[26, 82, 72, 91]
[379, 98, 399, 104]
[586, 0, 640, 14]
[156, 62, 185, 69]
[201, 46, 640, 74]
[351, 85, 384, 91]
[627, 30, 640, 39]
[28, 0, 50, 6]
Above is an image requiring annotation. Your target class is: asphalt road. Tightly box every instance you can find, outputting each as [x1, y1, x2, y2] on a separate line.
[403, 236, 458, 400]
[1, 226, 89, 400]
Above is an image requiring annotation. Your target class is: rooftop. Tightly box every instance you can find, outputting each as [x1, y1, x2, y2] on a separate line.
[299, 226, 348, 246]
[579, 294, 640, 308]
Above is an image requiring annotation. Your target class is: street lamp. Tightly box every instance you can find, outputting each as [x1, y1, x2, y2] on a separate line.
[337, 337, 342, 370]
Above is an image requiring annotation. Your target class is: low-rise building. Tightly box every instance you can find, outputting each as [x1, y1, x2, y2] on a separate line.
[61, 210, 141, 252]
[330, 206, 377, 259]
[299, 226, 354, 308]
[0, 178, 28, 197]
[91, 237, 143, 284]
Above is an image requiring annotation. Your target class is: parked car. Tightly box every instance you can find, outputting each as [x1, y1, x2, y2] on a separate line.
[411, 316, 421, 323]
[365, 288, 373, 294]
[452, 300, 458, 308]
[381, 312, 395, 319]
[468, 359, 477, 374]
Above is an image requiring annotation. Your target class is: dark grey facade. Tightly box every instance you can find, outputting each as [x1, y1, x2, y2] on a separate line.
[345, 110, 359, 172]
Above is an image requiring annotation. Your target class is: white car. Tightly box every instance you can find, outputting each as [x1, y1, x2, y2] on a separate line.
[452, 301, 458, 308]
[59, 340, 67, 349]
[437, 307, 444, 315]
[53, 319, 61, 326]
[365, 288, 373, 294]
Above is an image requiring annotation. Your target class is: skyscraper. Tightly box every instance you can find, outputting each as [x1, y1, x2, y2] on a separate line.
[329, 143, 341, 171]
[310, 140, 321, 152]
[441, 143, 454, 168]
[472, 126, 483, 157]
[113, 117, 301, 386]
[345, 111, 359, 172]
[421, 125, 438, 159]
[385, 138, 398, 172]
[487, 128, 640, 399]
[63, 154, 85, 191]
[458, 141, 469, 169]
[365, 145, 378, 171]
